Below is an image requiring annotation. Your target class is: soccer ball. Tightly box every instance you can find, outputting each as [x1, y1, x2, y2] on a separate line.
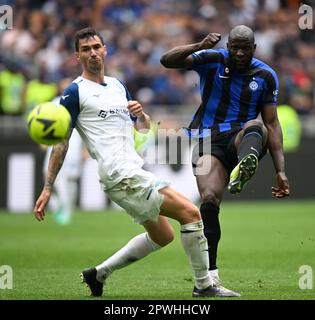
[27, 102, 71, 145]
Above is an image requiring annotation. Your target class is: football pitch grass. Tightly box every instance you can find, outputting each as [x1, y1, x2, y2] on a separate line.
[0, 201, 314, 300]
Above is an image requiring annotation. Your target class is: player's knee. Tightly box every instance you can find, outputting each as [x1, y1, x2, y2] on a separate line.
[243, 120, 268, 144]
[245, 119, 264, 130]
[184, 204, 201, 223]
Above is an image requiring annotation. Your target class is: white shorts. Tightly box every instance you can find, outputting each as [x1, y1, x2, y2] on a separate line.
[103, 169, 170, 224]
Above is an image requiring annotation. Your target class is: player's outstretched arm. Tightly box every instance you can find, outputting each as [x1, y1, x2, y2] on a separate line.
[160, 33, 221, 69]
[33, 130, 73, 221]
[261, 105, 290, 198]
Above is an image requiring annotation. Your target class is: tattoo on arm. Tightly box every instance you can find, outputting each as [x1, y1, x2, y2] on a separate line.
[44, 139, 69, 189]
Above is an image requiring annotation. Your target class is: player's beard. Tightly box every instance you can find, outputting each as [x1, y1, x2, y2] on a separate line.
[87, 59, 103, 74]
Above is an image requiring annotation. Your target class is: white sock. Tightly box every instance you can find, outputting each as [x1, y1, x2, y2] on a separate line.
[180, 220, 213, 289]
[95, 232, 161, 282]
[209, 269, 220, 285]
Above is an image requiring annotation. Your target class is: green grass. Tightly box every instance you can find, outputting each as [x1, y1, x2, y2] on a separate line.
[0, 201, 314, 300]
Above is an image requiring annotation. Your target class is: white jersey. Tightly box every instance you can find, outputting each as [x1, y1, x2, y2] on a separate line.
[60, 76, 143, 190]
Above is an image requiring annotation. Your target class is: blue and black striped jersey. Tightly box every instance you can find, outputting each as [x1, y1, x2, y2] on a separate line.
[189, 48, 278, 135]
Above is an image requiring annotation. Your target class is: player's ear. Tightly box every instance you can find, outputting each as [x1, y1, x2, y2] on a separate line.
[104, 44, 107, 57]
[253, 43, 256, 52]
[75, 51, 80, 61]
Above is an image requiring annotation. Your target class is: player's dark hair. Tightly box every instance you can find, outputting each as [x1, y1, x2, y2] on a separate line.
[74, 27, 104, 52]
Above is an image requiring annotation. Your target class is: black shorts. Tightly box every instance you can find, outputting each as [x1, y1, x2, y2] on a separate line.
[191, 128, 267, 175]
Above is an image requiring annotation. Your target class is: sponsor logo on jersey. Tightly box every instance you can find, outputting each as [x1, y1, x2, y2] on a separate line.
[98, 108, 129, 119]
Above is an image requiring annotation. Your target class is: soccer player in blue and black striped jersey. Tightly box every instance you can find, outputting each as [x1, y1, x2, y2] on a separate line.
[161, 25, 290, 290]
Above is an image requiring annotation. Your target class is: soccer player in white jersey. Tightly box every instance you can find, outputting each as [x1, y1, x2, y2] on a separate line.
[33, 27, 239, 298]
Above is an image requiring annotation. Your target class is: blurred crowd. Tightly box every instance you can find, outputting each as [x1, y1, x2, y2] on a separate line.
[0, 0, 314, 117]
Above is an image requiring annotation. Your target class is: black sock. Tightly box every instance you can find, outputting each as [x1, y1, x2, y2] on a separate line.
[238, 125, 263, 161]
[200, 202, 220, 270]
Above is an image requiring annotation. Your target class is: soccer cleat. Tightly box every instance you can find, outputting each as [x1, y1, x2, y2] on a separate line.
[209, 269, 241, 297]
[228, 153, 258, 194]
[80, 267, 103, 297]
[192, 284, 240, 298]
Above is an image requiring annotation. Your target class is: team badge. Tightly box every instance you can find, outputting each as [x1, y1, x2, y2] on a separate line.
[249, 80, 258, 91]
[225, 67, 229, 74]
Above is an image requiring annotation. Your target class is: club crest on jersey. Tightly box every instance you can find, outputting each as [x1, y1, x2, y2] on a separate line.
[249, 80, 258, 91]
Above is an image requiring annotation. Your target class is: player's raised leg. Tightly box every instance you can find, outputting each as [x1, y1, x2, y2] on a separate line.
[228, 119, 268, 194]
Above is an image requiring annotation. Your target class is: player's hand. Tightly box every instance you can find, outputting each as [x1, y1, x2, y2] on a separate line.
[33, 187, 52, 221]
[199, 33, 221, 50]
[128, 100, 144, 117]
[272, 172, 290, 198]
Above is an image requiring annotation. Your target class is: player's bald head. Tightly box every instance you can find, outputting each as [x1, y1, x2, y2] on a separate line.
[228, 25, 255, 44]
[227, 25, 256, 71]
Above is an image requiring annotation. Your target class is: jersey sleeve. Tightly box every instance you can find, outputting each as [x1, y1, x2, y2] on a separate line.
[262, 70, 279, 106]
[117, 79, 132, 100]
[118, 79, 137, 122]
[59, 83, 80, 128]
[191, 49, 223, 73]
